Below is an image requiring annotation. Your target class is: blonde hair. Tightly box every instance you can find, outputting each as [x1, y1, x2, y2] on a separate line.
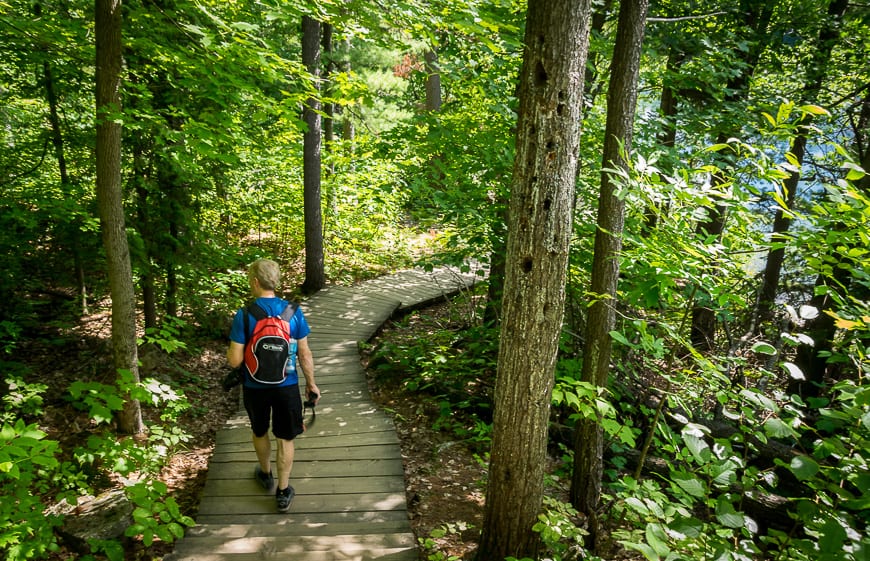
[249, 259, 281, 291]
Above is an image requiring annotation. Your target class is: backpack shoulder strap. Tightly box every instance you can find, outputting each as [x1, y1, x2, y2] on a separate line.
[279, 302, 298, 322]
[241, 301, 268, 345]
[246, 301, 269, 320]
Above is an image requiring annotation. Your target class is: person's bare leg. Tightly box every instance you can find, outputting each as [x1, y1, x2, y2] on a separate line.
[276, 437, 295, 490]
[252, 432, 272, 474]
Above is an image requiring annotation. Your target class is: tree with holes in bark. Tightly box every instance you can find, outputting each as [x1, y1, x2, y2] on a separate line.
[476, 0, 591, 559]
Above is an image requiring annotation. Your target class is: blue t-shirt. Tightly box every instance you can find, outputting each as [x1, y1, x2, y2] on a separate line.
[229, 297, 311, 389]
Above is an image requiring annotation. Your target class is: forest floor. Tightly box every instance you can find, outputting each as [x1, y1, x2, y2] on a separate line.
[24, 296, 484, 560]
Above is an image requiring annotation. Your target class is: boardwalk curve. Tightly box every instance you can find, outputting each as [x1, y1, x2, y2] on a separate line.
[166, 266, 481, 561]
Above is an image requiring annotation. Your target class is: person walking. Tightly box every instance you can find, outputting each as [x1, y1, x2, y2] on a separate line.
[226, 258, 320, 512]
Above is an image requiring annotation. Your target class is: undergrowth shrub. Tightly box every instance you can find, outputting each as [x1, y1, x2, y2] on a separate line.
[1, 367, 194, 561]
[367, 305, 497, 449]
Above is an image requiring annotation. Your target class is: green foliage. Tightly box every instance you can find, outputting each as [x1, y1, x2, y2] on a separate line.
[139, 317, 189, 354]
[418, 522, 472, 561]
[530, 497, 599, 561]
[125, 480, 194, 547]
[0, 420, 63, 561]
[552, 375, 638, 450]
[369, 303, 496, 448]
[70, 371, 191, 477]
[1, 370, 45, 425]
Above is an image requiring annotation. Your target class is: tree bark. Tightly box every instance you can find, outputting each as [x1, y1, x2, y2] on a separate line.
[322, 22, 335, 180]
[690, 0, 776, 351]
[424, 49, 442, 112]
[757, 0, 848, 325]
[643, 45, 684, 233]
[43, 59, 89, 316]
[476, 1, 591, 559]
[301, 15, 325, 294]
[570, 0, 649, 548]
[582, 0, 614, 115]
[95, 0, 144, 435]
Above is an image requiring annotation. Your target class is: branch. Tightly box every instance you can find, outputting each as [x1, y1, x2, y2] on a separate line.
[4, 136, 51, 184]
[647, 11, 728, 23]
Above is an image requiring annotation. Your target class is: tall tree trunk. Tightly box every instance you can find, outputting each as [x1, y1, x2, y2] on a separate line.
[643, 45, 684, 233]
[582, 0, 614, 115]
[690, 0, 776, 351]
[322, 22, 335, 180]
[95, 0, 143, 435]
[424, 47, 444, 188]
[301, 15, 325, 294]
[483, 212, 506, 325]
[570, 0, 649, 549]
[757, 0, 848, 325]
[477, 0, 591, 559]
[340, 37, 355, 155]
[790, 93, 870, 397]
[132, 143, 158, 331]
[424, 49, 442, 112]
[43, 59, 89, 316]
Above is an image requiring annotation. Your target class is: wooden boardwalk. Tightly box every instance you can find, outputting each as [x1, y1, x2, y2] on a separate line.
[165, 266, 481, 561]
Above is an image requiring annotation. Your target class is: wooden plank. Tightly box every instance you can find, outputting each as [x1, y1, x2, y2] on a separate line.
[193, 509, 410, 527]
[171, 533, 415, 554]
[203, 475, 404, 496]
[205, 458, 405, 479]
[165, 546, 417, 561]
[181, 517, 412, 538]
[215, 426, 398, 446]
[215, 425, 398, 448]
[209, 443, 401, 463]
[196, 491, 409, 516]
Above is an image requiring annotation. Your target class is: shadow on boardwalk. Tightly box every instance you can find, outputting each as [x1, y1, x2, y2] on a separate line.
[165, 265, 483, 561]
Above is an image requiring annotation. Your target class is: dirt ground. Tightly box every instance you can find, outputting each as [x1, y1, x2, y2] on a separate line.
[23, 297, 483, 560]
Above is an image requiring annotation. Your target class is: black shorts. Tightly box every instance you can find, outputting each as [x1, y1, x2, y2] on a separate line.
[242, 384, 304, 441]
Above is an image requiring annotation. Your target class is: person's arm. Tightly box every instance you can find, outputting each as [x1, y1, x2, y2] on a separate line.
[227, 308, 246, 368]
[227, 341, 244, 368]
[296, 336, 319, 403]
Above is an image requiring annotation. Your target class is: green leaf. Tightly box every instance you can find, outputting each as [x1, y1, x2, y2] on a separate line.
[621, 540, 661, 561]
[681, 424, 711, 464]
[789, 455, 819, 481]
[799, 104, 829, 116]
[715, 496, 745, 528]
[624, 497, 650, 515]
[672, 471, 706, 498]
[646, 523, 671, 558]
[168, 522, 185, 539]
[781, 362, 805, 380]
[739, 389, 779, 412]
[751, 341, 777, 356]
[610, 330, 632, 347]
[763, 417, 795, 439]
[819, 517, 847, 553]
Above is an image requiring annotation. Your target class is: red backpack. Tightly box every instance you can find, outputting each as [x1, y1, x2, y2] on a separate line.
[243, 302, 298, 384]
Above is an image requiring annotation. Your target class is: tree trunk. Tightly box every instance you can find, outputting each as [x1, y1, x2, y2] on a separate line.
[95, 0, 143, 435]
[483, 212, 506, 325]
[340, 37, 355, 155]
[582, 0, 614, 116]
[301, 15, 325, 294]
[476, 1, 591, 559]
[424, 49, 442, 112]
[322, 22, 335, 180]
[43, 59, 89, 316]
[570, 0, 649, 548]
[690, 0, 776, 351]
[757, 0, 848, 325]
[643, 45, 684, 233]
